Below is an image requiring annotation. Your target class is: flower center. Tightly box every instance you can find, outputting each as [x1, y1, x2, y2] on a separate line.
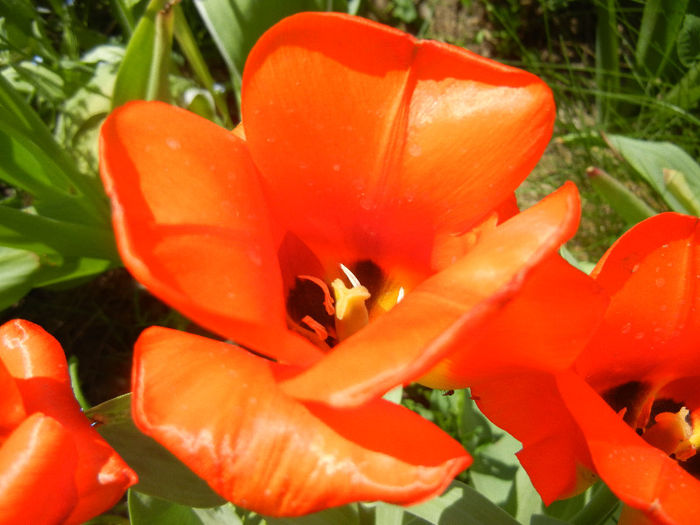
[643, 406, 700, 461]
[331, 264, 370, 341]
[603, 381, 700, 477]
[285, 259, 404, 349]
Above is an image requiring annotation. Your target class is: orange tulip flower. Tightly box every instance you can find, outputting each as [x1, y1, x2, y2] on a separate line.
[99, 12, 599, 516]
[473, 213, 700, 524]
[0, 319, 137, 524]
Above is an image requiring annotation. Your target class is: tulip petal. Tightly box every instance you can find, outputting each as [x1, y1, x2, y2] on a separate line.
[421, 253, 607, 389]
[281, 183, 581, 406]
[0, 360, 25, 434]
[132, 326, 470, 517]
[558, 372, 700, 525]
[242, 12, 554, 276]
[0, 413, 78, 525]
[471, 372, 596, 504]
[577, 213, 700, 392]
[99, 101, 323, 366]
[0, 320, 137, 524]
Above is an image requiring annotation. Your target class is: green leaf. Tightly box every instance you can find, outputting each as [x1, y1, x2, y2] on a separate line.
[594, 0, 620, 125]
[0, 205, 118, 260]
[129, 491, 241, 525]
[31, 256, 114, 289]
[172, 5, 232, 127]
[192, 0, 342, 108]
[5, 61, 66, 103]
[560, 245, 595, 275]
[635, 0, 689, 77]
[374, 503, 404, 525]
[112, 0, 175, 107]
[606, 134, 700, 214]
[265, 505, 360, 525]
[55, 46, 123, 175]
[403, 480, 520, 525]
[677, 14, 700, 68]
[86, 394, 227, 508]
[586, 166, 657, 225]
[0, 246, 40, 310]
[0, 74, 109, 224]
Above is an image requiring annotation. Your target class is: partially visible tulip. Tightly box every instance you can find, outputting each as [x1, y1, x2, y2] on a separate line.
[0, 319, 137, 524]
[473, 213, 700, 525]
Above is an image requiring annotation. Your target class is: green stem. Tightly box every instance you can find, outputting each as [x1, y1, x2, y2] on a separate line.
[173, 5, 233, 128]
[571, 484, 620, 525]
[68, 355, 91, 411]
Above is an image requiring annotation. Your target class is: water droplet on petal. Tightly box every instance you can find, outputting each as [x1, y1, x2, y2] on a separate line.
[166, 138, 181, 150]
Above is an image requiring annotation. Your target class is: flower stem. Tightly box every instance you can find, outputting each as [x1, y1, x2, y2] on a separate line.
[571, 484, 620, 525]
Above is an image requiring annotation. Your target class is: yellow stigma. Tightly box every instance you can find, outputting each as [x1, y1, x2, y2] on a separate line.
[332, 265, 370, 341]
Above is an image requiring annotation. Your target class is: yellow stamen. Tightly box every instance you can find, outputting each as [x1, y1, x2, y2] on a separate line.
[331, 277, 370, 341]
[644, 407, 697, 460]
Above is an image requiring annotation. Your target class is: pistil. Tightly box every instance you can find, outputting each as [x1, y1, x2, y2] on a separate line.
[332, 266, 371, 341]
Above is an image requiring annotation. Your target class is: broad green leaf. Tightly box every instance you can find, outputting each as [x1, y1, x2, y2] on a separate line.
[112, 0, 174, 107]
[404, 480, 520, 525]
[0, 74, 109, 223]
[192, 0, 345, 107]
[0, 246, 40, 310]
[586, 166, 657, 225]
[0, 205, 118, 260]
[606, 135, 700, 215]
[56, 46, 123, 175]
[374, 503, 404, 525]
[265, 505, 360, 525]
[677, 14, 700, 68]
[31, 256, 114, 289]
[86, 394, 227, 508]
[129, 492, 241, 525]
[5, 61, 66, 103]
[635, 0, 689, 77]
[530, 516, 569, 525]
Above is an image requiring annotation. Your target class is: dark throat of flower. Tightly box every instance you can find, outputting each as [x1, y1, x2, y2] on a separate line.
[603, 381, 700, 477]
[285, 260, 404, 350]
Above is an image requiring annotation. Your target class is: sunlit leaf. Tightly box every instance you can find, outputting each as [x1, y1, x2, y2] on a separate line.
[192, 0, 345, 106]
[606, 134, 700, 214]
[0, 246, 39, 310]
[586, 166, 657, 225]
[112, 0, 174, 107]
[129, 491, 241, 525]
[404, 480, 520, 525]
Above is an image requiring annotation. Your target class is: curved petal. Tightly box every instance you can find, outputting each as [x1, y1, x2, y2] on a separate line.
[422, 254, 606, 388]
[0, 360, 25, 434]
[132, 327, 470, 517]
[577, 213, 700, 392]
[0, 320, 137, 524]
[0, 413, 78, 525]
[558, 372, 700, 525]
[99, 101, 323, 366]
[281, 183, 581, 406]
[242, 12, 554, 276]
[471, 372, 596, 504]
